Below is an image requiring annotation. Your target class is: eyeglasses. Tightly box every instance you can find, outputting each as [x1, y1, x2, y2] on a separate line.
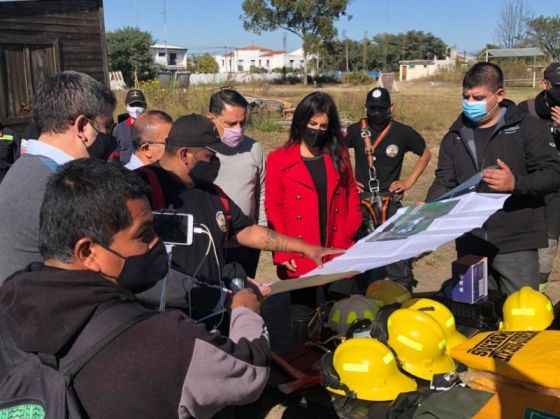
[144, 141, 166, 146]
[88, 118, 113, 134]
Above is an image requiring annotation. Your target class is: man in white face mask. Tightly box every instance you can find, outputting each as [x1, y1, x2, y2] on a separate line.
[113, 89, 147, 165]
[207, 88, 267, 278]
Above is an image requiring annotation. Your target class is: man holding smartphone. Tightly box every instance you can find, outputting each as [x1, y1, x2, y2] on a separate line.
[0, 159, 270, 418]
[136, 114, 340, 319]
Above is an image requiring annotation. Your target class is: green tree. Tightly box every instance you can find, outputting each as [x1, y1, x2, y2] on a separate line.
[241, 0, 351, 84]
[196, 53, 220, 74]
[107, 26, 155, 87]
[320, 31, 447, 73]
[527, 16, 560, 60]
[370, 31, 447, 72]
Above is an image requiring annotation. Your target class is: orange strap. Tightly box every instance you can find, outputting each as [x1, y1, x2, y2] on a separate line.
[360, 118, 392, 171]
[361, 195, 393, 227]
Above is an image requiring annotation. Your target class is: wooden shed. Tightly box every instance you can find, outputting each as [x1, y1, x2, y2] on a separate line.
[0, 0, 109, 134]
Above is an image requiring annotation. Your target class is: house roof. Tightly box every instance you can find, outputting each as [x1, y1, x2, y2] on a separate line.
[399, 59, 434, 65]
[237, 44, 271, 51]
[151, 44, 187, 51]
[259, 50, 285, 57]
[478, 47, 545, 58]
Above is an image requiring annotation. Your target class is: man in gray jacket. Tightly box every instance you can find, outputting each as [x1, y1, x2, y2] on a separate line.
[208, 89, 266, 277]
[0, 71, 115, 283]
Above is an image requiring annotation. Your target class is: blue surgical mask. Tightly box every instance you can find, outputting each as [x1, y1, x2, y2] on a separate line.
[462, 92, 499, 123]
[462, 99, 488, 122]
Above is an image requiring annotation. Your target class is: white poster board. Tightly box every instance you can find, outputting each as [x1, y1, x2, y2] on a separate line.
[269, 193, 508, 295]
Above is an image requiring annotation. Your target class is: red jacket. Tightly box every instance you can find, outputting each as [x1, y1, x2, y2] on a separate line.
[265, 143, 362, 279]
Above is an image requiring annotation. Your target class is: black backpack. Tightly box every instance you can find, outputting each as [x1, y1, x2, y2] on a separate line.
[0, 302, 154, 418]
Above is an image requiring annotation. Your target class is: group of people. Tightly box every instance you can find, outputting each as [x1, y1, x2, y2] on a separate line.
[0, 60, 559, 417]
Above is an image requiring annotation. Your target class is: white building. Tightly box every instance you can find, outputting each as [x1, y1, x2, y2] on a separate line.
[214, 44, 307, 74]
[151, 44, 188, 70]
[398, 47, 476, 81]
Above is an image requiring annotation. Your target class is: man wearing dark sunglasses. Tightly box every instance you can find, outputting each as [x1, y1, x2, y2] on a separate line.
[126, 110, 172, 170]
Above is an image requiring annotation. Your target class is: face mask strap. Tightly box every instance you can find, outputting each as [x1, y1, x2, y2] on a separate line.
[99, 243, 126, 260]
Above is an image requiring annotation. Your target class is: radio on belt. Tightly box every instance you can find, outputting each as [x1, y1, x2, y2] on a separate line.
[447, 255, 488, 304]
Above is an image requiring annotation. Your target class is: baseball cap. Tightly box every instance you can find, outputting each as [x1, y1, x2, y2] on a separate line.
[126, 89, 146, 105]
[366, 87, 391, 107]
[544, 63, 560, 85]
[166, 114, 234, 154]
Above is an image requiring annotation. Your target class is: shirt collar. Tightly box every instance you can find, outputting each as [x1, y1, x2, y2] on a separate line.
[25, 140, 74, 165]
[125, 154, 146, 170]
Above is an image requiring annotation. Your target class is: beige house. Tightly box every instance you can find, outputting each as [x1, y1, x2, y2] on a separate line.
[399, 48, 476, 81]
[399, 58, 454, 81]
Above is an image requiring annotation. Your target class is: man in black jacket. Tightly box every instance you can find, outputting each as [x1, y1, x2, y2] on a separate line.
[0, 159, 270, 418]
[517, 62, 560, 282]
[426, 62, 560, 294]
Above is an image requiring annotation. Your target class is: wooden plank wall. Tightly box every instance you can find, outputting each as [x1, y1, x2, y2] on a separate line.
[0, 0, 109, 132]
[0, 0, 107, 83]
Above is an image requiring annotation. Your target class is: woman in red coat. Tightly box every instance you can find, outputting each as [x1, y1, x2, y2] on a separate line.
[265, 92, 362, 307]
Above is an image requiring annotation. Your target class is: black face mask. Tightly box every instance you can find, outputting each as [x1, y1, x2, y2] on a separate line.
[103, 239, 169, 293]
[88, 132, 118, 161]
[189, 157, 220, 187]
[302, 127, 328, 149]
[546, 86, 560, 108]
[367, 110, 391, 127]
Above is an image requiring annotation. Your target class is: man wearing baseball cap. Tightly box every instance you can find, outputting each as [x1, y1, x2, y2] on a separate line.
[135, 114, 340, 321]
[344, 87, 431, 291]
[113, 89, 147, 164]
[518, 63, 560, 283]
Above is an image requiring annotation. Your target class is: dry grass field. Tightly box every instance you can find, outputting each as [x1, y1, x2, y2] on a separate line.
[117, 80, 560, 297]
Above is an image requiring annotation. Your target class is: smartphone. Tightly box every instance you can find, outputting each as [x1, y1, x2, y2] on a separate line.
[152, 212, 194, 246]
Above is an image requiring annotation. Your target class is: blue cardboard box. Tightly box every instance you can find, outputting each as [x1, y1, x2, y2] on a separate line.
[450, 255, 488, 304]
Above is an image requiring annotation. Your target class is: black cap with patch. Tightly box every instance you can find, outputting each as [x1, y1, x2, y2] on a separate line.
[365, 87, 391, 107]
[166, 114, 233, 154]
[544, 63, 560, 85]
[125, 89, 146, 105]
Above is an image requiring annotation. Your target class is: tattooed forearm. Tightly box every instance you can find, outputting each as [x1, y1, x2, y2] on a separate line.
[261, 229, 291, 252]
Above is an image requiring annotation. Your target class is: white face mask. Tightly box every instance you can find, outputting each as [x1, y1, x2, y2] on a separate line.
[127, 105, 145, 119]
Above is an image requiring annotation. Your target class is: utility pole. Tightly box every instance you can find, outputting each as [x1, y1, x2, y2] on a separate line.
[343, 30, 349, 72]
[163, 0, 168, 68]
[283, 32, 287, 71]
[383, 37, 388, 72]
[362, 31, 368, 71]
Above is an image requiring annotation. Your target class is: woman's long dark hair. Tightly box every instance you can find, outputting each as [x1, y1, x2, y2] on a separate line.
[286, 92, 346, 178]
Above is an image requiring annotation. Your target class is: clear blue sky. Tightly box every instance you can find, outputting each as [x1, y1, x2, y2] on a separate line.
[104, 0, 558, 54]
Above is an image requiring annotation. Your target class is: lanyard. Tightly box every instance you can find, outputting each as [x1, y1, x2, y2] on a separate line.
[360, 118, 392, 194]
